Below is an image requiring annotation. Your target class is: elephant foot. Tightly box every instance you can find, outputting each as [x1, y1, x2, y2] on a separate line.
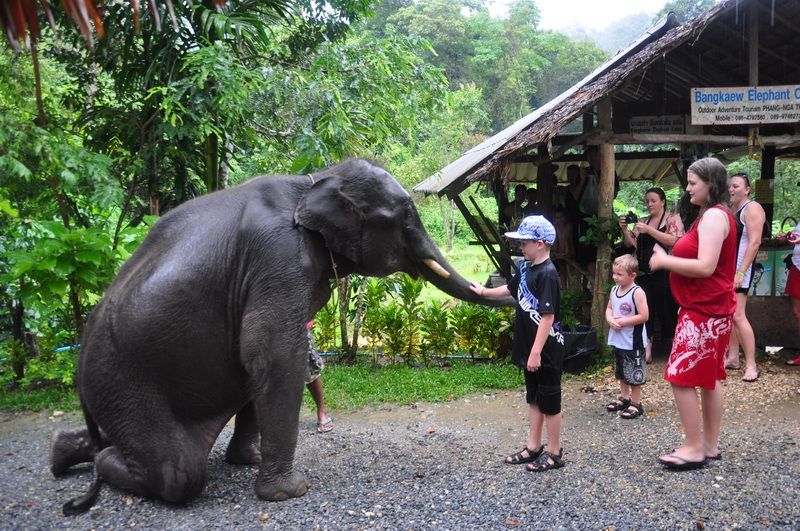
[255, 470, 310, 501]
[50, 427, 97, 477]
[225, 437, 261, 465]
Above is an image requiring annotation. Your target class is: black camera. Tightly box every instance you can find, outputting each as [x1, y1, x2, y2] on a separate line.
[624, 211, 638, 225]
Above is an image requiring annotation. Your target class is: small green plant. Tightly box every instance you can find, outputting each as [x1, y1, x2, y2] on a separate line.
[311, 299, 338, 352]
[394, 274, 424, 365]
[560, 287, 591, 329]
[449, 302, 502, 360]
[377, 301, 405, 364]
[419, 300, 455, 366]
[361, 277, 390, 364]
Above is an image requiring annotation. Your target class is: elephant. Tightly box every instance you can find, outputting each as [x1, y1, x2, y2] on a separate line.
[51, 159, 512, 514]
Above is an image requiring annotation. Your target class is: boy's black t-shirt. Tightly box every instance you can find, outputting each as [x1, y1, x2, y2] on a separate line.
[506, 259, 564, 371]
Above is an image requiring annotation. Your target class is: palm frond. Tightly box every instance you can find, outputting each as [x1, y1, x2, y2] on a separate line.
[0, 0, 228, 51]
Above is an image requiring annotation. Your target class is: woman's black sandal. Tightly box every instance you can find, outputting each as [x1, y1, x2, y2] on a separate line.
[606, 397, 631, 412]
[526, 449, 565, 472]
[619, 401, 644, 419]
[505, 445, 544, 464]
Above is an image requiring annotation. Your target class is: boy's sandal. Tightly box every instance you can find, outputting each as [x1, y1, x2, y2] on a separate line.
[619, 402, 644, 419]
[606, 397, 631, 412]
[526, 449, 565, 472]
[505, 445, 544, 465]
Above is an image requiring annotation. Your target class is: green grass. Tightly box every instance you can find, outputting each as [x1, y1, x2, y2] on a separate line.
[0, 384, 80, 412]
[1, 362, 523, 413]
[304, 361, 521, 411]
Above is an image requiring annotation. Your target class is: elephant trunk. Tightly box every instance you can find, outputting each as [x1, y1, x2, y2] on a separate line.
[415, 246, 515, 308]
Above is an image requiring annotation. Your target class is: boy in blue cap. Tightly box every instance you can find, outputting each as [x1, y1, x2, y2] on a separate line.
[470, 215, 566, 472]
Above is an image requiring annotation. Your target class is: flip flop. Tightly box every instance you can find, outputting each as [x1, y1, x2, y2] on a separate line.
[317, 418, 334, 433]
[706, 453, 722, 461]
[658, 453, 708, 471]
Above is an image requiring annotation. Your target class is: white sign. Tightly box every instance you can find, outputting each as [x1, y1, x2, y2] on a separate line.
[691, 85, 800, 125]
[629, 115, 684, 134]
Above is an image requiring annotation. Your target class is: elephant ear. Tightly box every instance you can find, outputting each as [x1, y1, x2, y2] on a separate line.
[295, 176, 363, 264]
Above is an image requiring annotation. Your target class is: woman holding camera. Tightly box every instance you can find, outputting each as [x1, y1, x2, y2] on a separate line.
[620, 187, 684, 362]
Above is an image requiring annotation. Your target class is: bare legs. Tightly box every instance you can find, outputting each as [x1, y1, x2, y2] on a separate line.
[789, 297, 800, 365]
[660, 382, 723, 463]
[727, 292, 758, 380]
[306, 377, 332, 429]
[527, 405, 561, 456]
[617, 381, 642, 405]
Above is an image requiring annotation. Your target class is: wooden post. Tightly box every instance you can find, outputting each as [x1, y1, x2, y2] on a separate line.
[590, 99, 614, 335]
[760, 146, 775, 238]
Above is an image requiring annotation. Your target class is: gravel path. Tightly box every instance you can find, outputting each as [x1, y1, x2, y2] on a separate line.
[1, 356, 799, 530]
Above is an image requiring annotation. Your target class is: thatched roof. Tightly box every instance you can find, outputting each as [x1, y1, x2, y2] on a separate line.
[415, 0, 800, 197]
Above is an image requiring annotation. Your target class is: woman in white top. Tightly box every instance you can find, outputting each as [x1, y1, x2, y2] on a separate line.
[725, 173, 765, 382]
[619, 187, 684, 362]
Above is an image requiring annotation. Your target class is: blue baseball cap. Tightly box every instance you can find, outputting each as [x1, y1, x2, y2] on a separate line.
[504, 215, 556, 245]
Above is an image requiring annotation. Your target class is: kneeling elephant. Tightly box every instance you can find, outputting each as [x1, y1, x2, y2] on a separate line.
[51, 159, 510, 514]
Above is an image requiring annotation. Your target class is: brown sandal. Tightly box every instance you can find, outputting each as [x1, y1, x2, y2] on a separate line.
[619, 401, 643, 419]
[526, 449, 565, 472]
[505, 445, 544, 464]
[606, 397, 630, 412]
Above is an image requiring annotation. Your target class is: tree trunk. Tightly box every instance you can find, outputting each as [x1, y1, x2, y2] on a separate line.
[337, 278, 354, 363]
[350, 277, 365, 354]
[590, 100, 615, 335]
[204, 133, 220, 192]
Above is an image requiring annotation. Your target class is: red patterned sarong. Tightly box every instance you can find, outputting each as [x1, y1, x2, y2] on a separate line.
[664, 308, 732, 390]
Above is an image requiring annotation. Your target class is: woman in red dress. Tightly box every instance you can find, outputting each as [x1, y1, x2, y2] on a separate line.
[649, 157, 737, 470]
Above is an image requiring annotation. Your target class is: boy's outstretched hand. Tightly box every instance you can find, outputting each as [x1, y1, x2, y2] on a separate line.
[469, 282, 486, 296]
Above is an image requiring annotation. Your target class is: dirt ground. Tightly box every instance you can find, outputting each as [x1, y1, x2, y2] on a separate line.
[1, 351, 799, 529]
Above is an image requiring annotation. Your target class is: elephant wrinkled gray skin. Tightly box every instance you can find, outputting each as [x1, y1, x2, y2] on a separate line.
[51, 160, 513, 514]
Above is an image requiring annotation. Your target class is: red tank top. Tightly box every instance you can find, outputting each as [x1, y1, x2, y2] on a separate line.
[670, 205, 737, 317]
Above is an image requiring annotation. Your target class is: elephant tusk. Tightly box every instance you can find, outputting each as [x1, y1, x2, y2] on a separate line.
[423, 259, 450, 279]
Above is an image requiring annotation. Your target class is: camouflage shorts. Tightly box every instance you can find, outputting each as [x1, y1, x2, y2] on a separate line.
[304, 331, 325, 384]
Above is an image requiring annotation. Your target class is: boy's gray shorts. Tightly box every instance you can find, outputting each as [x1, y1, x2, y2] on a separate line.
[614, 348, 647, 385]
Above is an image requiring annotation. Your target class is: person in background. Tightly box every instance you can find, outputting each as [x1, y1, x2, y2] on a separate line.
[305, 321, 333, 433]
[619, 187, 683, 363]
[777, 225, 800, 366]
[522, 187, 540, 217]
[605, 254, 649, 419]
[725, 173, 766, 381]
[649, 157, 736, 470]
[565, 164, 596, 284]
[504, 184, 528, 229]
[470, 216, 566, 472]
[552, 206, 574, 289]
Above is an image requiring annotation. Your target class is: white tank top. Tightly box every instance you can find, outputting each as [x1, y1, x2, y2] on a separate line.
[607, 284, 648, 350]
[734, 201, 754, 286]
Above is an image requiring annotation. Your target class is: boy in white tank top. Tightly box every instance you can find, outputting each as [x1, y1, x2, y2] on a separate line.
[605, 254, 650, 419]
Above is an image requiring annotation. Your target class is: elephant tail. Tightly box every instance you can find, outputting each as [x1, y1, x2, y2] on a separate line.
[62, 401, 105, 516]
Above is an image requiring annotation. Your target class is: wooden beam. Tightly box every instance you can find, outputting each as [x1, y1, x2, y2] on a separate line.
[589, 133, 800, 146]
[748, 0, 759, 153]
[539, 128, 602, 164]
[514, 149, 680, 163]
